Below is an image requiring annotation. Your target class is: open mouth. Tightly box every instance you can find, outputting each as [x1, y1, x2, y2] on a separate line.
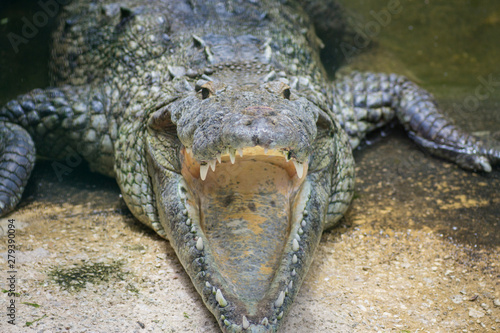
[179, 146, 312, 324]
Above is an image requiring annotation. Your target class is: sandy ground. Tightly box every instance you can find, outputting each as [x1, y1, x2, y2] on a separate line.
[1, 129, 499, 333]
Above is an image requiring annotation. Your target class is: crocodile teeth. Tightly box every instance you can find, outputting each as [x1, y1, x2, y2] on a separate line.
[200, 164, 209, 180]
[215, 289, 228, 307]
[242, 316, 250, 329]
[196, 237, 204, 250]
[275, 291, 285, 308]
[186, 147, 192, 155]
[264, 148, 269, 154]
[216, 153, 222, 164]
[292, 160, 304, 178]
[238, 148, 243, 157]
[229, 150, 236, 164]
[209, 159, 216, 172]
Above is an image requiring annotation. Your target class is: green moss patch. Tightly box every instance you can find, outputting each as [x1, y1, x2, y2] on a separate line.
[48, 261, 128, 292]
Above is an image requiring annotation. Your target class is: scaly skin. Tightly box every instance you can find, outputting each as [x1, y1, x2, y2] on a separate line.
[0, 1, 498, 332]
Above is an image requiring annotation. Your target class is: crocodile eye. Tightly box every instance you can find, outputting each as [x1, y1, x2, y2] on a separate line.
[199, 81, 216, 100]
[282, 87, 291, 100]
[201, 87, 211, 99]
[264, 81, 292, 100]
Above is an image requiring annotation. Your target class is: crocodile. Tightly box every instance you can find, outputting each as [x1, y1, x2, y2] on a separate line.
[1, 1, 499, 332]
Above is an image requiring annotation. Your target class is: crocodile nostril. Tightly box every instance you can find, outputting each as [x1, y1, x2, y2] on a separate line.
[242, 106, 276, 116]
[252, 135, 261, 145]
[244, 120, 253, 126]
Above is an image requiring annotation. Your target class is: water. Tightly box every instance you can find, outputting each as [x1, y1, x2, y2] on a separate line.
[0, 0, 498, 246]
[335, 0, 500, 132]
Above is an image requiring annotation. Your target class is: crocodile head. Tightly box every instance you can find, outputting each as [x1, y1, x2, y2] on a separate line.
[145, 79, 347, 332]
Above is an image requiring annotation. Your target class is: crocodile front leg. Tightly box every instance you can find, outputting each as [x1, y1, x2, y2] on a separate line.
[332, 72, 500, 172]
[0, 85, 116, 216]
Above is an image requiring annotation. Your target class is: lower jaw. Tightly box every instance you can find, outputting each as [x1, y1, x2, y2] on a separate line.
[156, 166, 327, 331]
[153, 146, 329, 331]
[182, 176, 312, 323]
[201, 187, 291, 310]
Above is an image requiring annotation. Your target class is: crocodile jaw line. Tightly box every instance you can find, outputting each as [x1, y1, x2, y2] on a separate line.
[175, 146, 314, 330]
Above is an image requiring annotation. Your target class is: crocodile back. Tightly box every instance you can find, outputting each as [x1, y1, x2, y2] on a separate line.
[49, 0, 327, 88]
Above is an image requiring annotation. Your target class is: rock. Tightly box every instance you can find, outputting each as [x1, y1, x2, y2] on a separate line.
[357, 304, 367, 312]
[186, 68, 198, 78]
[468, 308, 485, 318]
[167, 65, 186, 78]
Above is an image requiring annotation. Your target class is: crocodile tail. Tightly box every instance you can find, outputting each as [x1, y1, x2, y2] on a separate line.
[0, 121, 35, 216]
[334, 72, 498, 172]
[396, 77, 497, 172]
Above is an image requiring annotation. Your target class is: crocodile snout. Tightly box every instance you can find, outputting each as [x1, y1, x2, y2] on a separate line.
[222, 107, 298, 150]
[242, 105, 278, 117]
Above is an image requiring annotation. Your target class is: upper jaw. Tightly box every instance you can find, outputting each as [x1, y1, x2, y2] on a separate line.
[183, 146, 308, 181]
[172, 92, 318, 164]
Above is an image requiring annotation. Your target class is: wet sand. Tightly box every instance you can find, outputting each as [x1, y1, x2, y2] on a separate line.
[1, 137, 498, 332]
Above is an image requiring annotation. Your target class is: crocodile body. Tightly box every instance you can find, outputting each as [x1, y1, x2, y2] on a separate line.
[1, 1, 499, 332]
